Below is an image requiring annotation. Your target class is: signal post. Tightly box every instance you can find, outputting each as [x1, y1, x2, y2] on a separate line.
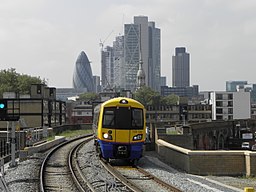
[0, 99, 20, 167]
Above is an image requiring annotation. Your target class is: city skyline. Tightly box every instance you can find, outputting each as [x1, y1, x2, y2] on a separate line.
[101, 16, 160, 92]
[1, 1, 256, 91]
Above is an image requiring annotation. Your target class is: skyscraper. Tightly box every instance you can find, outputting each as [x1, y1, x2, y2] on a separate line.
[172, 47, 190, 87]
[93, 75, 101, 93]
[148, 21, 161, 92]
[134, 16, 149, 87]
[124, 23, 140, 91]
[113, 35, 124, 89]
[123, 16, 160, 92]
[101, 15, 161, 92]
[101, 46, 114, 90]
[73, 51, 94, 92]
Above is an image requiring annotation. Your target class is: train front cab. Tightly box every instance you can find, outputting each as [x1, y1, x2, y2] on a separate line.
[96, 98, 146, 162]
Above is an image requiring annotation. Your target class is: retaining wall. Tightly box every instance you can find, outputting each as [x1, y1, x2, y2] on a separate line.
[156, 139, 256, 176]
[19, 136, 66, 160]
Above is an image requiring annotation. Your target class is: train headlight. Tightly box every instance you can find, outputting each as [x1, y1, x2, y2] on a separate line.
[133, 134, 143, 141]
[103, 133, 112, 140]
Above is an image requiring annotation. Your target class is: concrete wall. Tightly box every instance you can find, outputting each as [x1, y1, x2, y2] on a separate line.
[24, 136, 66, 156]
[158, 134, 194, 149]
[246, 152, 256, 177]
[156, 139, 256, 176]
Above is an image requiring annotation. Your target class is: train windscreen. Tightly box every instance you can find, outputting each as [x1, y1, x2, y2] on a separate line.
[102, 107, 143, 129]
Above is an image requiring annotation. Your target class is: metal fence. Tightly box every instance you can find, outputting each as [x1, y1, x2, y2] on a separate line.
[0, 139, 11, 158]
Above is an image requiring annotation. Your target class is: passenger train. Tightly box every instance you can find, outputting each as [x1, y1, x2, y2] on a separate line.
[93, 97, 146, 162]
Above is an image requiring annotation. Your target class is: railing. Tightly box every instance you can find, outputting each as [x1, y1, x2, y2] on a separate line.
[0, 139, 11, 158]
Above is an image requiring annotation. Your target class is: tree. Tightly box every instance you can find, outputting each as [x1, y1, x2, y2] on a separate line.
[133, 86, 160, 106]
[161, 94, 179, 105]
[17, 74, 45, 94]
[0, 68, 46, 97]
[0, 68, 18, 94]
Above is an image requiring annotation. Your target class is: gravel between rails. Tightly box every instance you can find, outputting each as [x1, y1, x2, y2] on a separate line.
[3, 144, 256, 192]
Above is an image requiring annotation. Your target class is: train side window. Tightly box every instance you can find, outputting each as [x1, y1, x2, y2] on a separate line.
[132, 108, 143, 128]
[103, 108, 115, 127]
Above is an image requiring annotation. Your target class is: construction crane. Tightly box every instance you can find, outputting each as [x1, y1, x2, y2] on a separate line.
[99, 30, 114, 51]
[99, 30, 114, 91]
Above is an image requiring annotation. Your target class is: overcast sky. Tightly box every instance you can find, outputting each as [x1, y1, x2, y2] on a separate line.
[1, 0, 256, 91]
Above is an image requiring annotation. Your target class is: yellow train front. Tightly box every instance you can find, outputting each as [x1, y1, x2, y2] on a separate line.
[93, 97, 146, 162]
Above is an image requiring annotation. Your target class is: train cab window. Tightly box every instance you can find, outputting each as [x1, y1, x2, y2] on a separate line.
[103, 107, 144, 129]
[132, 109, 143, 128]
[115, 107, 131, 129]
[103, 108, 115, 127]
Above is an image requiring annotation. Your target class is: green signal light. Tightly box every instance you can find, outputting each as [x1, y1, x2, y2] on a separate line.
[0, 103, 5, 109]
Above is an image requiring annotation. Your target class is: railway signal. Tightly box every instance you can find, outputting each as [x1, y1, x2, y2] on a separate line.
[0, 99, 7, 121]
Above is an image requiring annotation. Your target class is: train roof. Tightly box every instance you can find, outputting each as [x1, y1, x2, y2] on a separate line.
[101, 97, 144, 108]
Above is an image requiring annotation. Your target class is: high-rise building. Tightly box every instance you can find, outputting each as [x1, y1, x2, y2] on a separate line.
[172, 47, 190, 87]
[148, 21, 161, 92]
[160, 76, 167, 87]
[73, 51, 94, 92]
[113, 35, 124, 89]
[101, 46, 114, 90]
[101, 16, 161, 92]
[122, 16, 161, 92]
[93, 75, 101, 93]
[123, 23, 140, 91]
[134, 16, 149, 87]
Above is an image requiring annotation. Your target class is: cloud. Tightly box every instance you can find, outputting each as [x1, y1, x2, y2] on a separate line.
[1, 0, 256, 91]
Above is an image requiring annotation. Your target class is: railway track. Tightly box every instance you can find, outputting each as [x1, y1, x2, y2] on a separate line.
[39, 134, 93, 192]
[100, 159, 182, 192]
[40, 135, 233, 192]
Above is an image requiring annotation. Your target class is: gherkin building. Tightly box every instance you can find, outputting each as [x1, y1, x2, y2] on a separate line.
[73, 51, 94, 92]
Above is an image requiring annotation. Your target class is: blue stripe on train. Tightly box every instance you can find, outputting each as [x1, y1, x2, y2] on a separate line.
[98, 140, 144, 160]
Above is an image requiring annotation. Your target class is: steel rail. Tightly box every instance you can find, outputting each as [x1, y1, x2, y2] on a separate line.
[99, 159, 142, 192]
[68, 136, 96, 192]
[100, 158, 182, 192]
[39, 134, 93, 192]
[136, 166, 182, 192]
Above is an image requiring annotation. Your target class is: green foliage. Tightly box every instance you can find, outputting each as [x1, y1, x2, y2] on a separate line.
[134, 86, 160, 106]
[0, 68, 46, 97]
[134, 86, 179, 106]
[78, 92, 99, 102]
[179, 96, 188, 104]
[161, 94, 179, 105]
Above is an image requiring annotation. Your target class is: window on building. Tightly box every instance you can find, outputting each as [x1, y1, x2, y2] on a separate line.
[216, 94, 223, 100]
[216, 115, 223, 120]
[216, 101, 223, 107]
[216, 108, 223, 114]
